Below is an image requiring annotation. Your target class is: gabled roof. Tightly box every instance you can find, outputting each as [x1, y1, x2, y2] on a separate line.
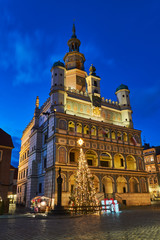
[0, 128, 14, 148]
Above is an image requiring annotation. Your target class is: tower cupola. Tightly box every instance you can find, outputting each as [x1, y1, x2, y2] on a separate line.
[64, 23, 85, 70]
[50, 61, 66, 113]
[115, 84, 133, 128]
[86, 64, 101, 96]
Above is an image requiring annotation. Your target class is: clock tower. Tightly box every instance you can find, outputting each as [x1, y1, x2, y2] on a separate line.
[64, 24, 87, 92]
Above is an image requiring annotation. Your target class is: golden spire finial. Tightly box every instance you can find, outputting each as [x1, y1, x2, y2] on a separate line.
[35, 96, 39, 108]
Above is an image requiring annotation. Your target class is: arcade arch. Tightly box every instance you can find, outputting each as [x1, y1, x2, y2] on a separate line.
[114, 154, 125, 169]
[69, 148, 79, 164]
[129, 177, 139, 193]
[100, 152, 112, 168]
[117, 176, 127, 193]
[85, 150, 98, 167]
[126, 155, 136, 170]
[102, 176, 114, 196]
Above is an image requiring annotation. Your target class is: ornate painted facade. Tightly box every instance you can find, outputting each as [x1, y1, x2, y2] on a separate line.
[143, 146, 160, 200]
[17, 25, 150, 207]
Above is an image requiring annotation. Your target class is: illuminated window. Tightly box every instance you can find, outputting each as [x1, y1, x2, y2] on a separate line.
[100, 153, 112, 167]
[76, 123, 82, 133]
[123, 132, 128, 142]
[117, 132, 122, 140]
[91, 126, 96, 136]
[68, 121, 75, 132]
[103, 128, 110, 138]
[111, 131, 116, 140]
[98, 128, 103, 137]
[84, 125, 89, 134]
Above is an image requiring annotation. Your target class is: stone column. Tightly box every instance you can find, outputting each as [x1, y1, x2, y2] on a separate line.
[111, 152, 114, 169]
[145, 177, 149, 193]
[138, 177, 142, 193]
[126, 176, 130, 193]
[124, 155, 127, 170]
[97, 150, 100, 167]
[113, 175, 117, 193]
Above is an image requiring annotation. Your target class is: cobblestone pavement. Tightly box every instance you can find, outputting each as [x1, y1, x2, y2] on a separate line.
[0, 208, 160, 240]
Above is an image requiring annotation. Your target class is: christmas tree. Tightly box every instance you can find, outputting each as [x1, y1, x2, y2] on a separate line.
[70, 139, 98, 209]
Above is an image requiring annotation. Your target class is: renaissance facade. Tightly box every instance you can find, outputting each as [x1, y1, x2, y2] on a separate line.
[17, 25, 150, 207]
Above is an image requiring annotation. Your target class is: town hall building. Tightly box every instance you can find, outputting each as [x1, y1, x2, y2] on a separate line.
[17, 24, 150, 207]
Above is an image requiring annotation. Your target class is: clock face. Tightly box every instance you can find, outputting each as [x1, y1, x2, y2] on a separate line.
[92, 95, 102, 107]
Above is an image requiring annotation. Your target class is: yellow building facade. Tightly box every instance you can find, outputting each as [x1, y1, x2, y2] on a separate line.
[17, 25, 150, 207]
[143, 146, 160, 200]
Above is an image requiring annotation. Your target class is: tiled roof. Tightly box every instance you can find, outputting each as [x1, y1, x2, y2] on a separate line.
[0, 128, 14, 148]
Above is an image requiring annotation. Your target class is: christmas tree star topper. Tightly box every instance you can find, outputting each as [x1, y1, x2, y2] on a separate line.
[77, 138, 84, 146]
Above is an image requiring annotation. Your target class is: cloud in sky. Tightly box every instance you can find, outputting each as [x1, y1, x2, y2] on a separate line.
[0, 29, 49, 85]
[0, 9, 64, 86]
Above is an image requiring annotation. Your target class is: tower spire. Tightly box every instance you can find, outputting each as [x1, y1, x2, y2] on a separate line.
[64, 23, 86, 71]
[35, 96, 39, 108]
[72, 22, 77, 38]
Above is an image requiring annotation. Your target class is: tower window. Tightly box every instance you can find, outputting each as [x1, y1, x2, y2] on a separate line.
[123, 104, 126, 106]
[55, 83, 57, 86]
[55, 73, 57, 76]
[94, 89, 98, 93]
[60, 73, 63, 76]
[122, 95, 125, 97]
[127, 95, 128, 97]
[94, 81, 97, 87]
[125, 119, 127, 121]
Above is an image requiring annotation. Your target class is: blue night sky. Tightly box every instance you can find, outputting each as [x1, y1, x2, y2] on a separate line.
[0, 0, 160, 167]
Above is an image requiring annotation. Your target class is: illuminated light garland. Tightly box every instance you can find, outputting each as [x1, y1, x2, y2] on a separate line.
[70, 140, 98, 209]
